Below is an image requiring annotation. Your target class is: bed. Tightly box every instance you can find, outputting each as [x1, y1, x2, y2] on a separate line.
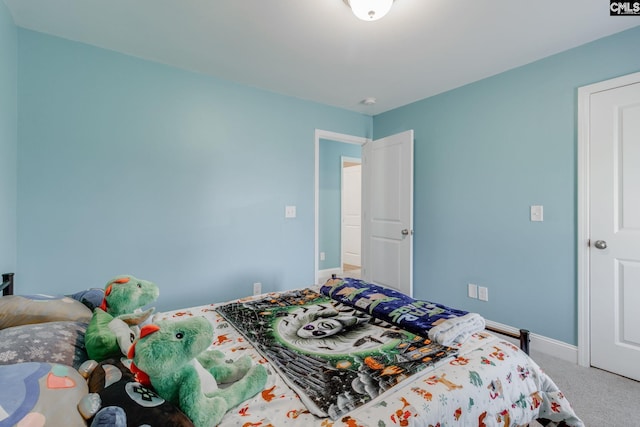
[0, 272, 584, 426]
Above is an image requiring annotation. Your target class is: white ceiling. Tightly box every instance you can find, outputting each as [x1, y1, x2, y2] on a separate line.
[4, 0, 639, 115]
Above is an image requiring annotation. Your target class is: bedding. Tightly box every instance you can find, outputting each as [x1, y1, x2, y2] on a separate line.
[0, 294, 92, 329]
[216, 287, 458, 419]
[0, 321, 89, 369]
[157, 287, 585, 427]
[321, 277, 486, 346]
[0, 273, 584, 426]
[0, 362, 88, 427]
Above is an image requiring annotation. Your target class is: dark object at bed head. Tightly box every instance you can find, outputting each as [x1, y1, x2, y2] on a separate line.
[1, 272, 14, 296]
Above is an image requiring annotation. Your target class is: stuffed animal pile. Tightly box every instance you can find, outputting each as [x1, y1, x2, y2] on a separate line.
[85, 275, 159, 361]
[2, 273, 265, 427]
[78, 275, 267, 427]
[129, 317, 268, 427]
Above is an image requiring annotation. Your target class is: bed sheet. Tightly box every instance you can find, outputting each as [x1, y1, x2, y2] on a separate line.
[155, 292, 584, 427]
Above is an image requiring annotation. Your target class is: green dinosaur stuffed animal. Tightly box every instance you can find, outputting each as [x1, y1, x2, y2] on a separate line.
[85, 275, 159, 361]
[129, 317, 268, 427]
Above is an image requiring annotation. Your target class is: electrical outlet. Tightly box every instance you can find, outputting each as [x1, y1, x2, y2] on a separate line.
[530, 205, 543, 222]
[285, 205, 296, 218]
[468, 283, 478, 299]
[253, 282, 262, 295]
[478, 286, 489, 301]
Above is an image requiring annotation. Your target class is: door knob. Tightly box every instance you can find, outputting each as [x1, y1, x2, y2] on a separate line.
[594, 240, 607, 250]
[401, 229, 412, 236]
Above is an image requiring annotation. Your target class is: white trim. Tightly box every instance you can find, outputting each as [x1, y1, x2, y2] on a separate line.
[577, 83, 591, 368]
[314, 130, 370, 284]
[576, 71, 640, 368]
[485, 320, 578, 364]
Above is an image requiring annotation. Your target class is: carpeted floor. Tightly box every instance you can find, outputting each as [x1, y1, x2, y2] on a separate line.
[528, 349, 640, 426]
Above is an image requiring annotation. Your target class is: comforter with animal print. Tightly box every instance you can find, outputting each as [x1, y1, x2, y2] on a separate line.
[155, 290, 584, 427]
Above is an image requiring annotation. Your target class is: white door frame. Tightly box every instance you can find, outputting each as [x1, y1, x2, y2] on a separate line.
[576, 71, 640, 368]
[314, 129, 369, 284]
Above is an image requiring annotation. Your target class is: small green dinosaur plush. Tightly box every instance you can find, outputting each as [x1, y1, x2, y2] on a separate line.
[85, 275, 159, 361]
[129, 317, 268, 427]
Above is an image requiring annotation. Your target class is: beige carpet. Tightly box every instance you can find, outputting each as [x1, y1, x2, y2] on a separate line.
[529, 349, 640, 426]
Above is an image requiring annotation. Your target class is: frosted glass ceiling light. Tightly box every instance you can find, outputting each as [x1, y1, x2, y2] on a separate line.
[347, 0, 394, 21]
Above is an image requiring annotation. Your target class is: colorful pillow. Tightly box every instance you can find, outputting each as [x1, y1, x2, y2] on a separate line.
[0, 321, 89, 369]
[0, 294, 92, 329]
[78, 358, 195, 427]
[0, 362, 88, 427]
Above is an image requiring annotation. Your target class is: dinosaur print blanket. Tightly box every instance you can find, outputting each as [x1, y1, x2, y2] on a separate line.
[216, 288, 457, 419]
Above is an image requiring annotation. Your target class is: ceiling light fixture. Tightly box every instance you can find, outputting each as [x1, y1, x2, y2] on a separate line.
[345, 0, 394, 21]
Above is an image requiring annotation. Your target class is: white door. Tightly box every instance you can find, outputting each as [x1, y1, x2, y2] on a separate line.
[342, 160, 361, 267]
[589, 78, 640, 381]
[362, 130, 414, 296]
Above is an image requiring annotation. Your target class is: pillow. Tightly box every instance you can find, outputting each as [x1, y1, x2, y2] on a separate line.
[0, 362, 88, 427]
[0, 321, 89, 369]
[67, 288, 105, 311]
[0, 294, 93, 329]
[79, 358, 195, 427]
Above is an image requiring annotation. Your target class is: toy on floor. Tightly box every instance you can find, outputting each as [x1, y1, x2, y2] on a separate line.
[129, 317, 268, 427]
[85, 275, 159, 361]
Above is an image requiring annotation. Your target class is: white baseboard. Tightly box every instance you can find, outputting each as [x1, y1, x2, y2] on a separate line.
[485, 319, 578, 364]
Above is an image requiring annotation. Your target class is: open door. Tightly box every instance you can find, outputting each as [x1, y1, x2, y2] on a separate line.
[581, 73, 640, 381]
[362, 130, 414, 296]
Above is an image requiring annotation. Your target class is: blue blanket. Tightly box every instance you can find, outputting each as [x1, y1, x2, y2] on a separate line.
[320, 278, 485, 346]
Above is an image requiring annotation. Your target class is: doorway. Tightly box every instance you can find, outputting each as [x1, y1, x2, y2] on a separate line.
[314, 130, 365, 284]
[341, 157, 362, 278]
[314, 129, 414, 296]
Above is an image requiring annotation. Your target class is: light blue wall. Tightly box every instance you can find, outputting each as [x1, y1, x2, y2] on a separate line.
[319, 139, 361, 270]
[374, 26, 640, 345]
[16, 29, 371, 310]
[0, 2, 17, 275]
[12, 21, 640, 345]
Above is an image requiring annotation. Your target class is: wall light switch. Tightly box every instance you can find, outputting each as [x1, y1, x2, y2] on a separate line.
[478, 286, 489, 301]
[468, 283, 478, 299]
[285, 205, 297, 218]
[530, 205, 543, 222]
